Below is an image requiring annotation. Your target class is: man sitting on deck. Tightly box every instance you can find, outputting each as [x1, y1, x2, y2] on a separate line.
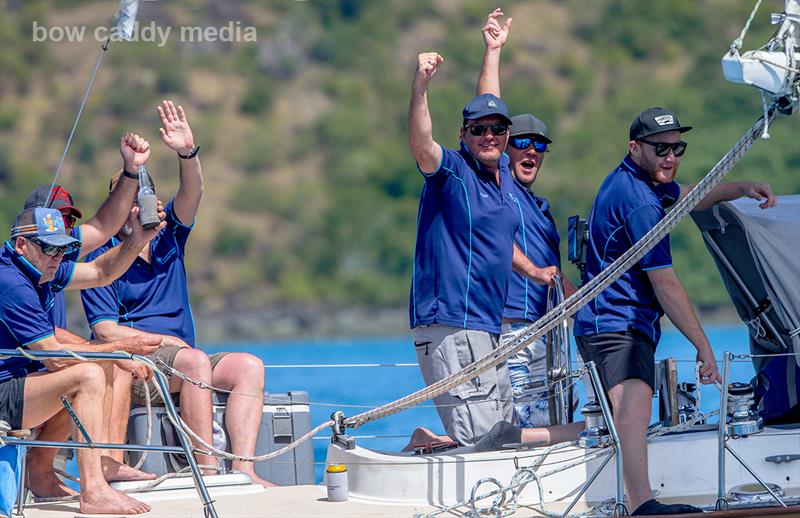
[80, 100, 273, 487]
[0, 205, 164, 515]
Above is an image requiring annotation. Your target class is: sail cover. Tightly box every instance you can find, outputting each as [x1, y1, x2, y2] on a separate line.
[692, 195, 800, 371]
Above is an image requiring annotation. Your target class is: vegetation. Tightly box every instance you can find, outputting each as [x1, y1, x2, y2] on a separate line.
[0, 0, 797, 325]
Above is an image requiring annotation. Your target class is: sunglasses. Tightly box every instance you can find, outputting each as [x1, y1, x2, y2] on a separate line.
[29, 237, 73, 257]
[509, 136, 549, 153]
[638, 138, 687, 157]
[61, 213, 78, 230]
[465, 122, 509, 136]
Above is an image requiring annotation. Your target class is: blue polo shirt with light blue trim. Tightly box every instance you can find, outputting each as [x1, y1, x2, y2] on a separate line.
[80, 200, 197, 346]
[503, 182, 561, 322]
[50, 226, 81, 329]
[0, 242, 74, 382]
[574, 155, 680, 344]
[410, 142, 521, 334]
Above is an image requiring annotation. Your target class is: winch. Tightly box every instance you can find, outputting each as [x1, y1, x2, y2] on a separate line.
[578, 401, 610, 448]
[726, 382, 764, 437]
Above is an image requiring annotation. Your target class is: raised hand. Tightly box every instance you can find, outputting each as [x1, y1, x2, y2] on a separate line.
[157, 99, 195, 155]
[120, 133, 150, 171]
[416, 52, 444, 83]
[483, 8, 512, 51]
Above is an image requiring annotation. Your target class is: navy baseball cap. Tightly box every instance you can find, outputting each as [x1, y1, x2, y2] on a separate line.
[629, 107, 692, 140]
[23, 185, 83, 218]
[10, 207, 82, 248]
[462, 94, 513, 125]
[509, 114, 552, 143]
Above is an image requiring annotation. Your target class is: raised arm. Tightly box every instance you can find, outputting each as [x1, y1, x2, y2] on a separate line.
[477, 8, 512, 97]
[647, 267, 721, 384]
[512, 243, 559, 287]
[409, 52, 444, 174]
[66, 207, 165, 291]
[680, 180, 776, 211]
[77, 133, 150, 259]
[158, 100, 203, 225]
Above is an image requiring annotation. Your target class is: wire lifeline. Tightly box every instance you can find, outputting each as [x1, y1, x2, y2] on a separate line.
[344, 109, 779, 430]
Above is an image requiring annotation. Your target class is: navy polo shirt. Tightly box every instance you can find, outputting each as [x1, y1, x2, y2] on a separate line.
[0, 242, 74, 382]
[50, 226, 81, 329]
[410, 142, 521, 334]
[574, 156, 680, 344]
[503, 182, 561, 322]
[80, 200, 197, 346]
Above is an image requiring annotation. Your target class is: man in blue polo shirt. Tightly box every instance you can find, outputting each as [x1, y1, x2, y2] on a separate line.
[476, 9, 583, 435]
[0, 205, 164, 514]
[408, 51, 559, 447]
[81, 100, 273, 487]
[573, 107, 776, 515]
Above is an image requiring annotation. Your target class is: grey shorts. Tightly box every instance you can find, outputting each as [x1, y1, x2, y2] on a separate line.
[412, 325, 512, 447]
[0, 376, 25, 429]
[131, 344, 228, 406]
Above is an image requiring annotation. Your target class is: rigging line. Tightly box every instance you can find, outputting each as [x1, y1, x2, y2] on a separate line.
[263, 362, 419, 368]
[46, 39, 110, 208]
[345, 109, 778, 431]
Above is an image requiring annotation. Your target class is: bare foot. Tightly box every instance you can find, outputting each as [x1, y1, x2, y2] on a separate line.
[26, 468, 78, 498]
[401, 427, 452, 452]
[80, 485, 151, 515]
[238, 469, 277, 488]
[101, 456, 157, 482]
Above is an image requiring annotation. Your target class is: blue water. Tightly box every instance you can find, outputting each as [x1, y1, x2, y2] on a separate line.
[202, 324, 756, 482]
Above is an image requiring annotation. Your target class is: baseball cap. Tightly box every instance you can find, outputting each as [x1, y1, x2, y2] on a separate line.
[10, 207, 82, 248]
[23, 185, 83, 218]
[462, 94, 513, 125]
[509, 113, 552, 143]
[629, 107, 692, 140]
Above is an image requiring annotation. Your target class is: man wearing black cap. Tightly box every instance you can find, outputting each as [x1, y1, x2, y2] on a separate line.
[573, 107, 776, 515]
[0, 206, 165, 513]
[407, 51, 560, 447]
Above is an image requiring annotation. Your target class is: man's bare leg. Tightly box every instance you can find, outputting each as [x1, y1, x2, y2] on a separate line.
[401, 427, 452, 451]
[212, 353, 275, 487]
[26, 409, 78, 498]
[22, 363, 151, 514]
[607, 379, 654, 511]
[171, 347, 217, 473]
[520, 421, 585, 446]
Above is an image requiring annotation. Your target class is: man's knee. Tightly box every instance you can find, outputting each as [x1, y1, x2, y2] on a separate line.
[68, 362, 107, 394]
[175, 348, 212, 376]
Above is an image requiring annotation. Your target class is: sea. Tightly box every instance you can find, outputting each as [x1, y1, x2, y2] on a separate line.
[200, 323, 755, 483]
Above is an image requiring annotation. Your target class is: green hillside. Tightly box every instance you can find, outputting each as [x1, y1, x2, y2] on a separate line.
[1, 0, 798, 337]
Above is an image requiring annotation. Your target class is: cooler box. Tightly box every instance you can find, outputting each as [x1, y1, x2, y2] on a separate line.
[127, 390, 314, 485]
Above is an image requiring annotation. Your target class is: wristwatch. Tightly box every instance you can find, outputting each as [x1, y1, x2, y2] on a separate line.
[122, 169, 140, 180]
[177, 145, 200, 160]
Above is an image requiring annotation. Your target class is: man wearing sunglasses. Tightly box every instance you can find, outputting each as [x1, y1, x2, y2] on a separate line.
[573, 107, 776, 515]
[408, 50, 559, 448]
[0, 205, 166, 514]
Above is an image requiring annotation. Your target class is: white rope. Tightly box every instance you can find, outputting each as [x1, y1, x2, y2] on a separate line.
[345, 110, 778, 430]
[732, 0, 763, 51]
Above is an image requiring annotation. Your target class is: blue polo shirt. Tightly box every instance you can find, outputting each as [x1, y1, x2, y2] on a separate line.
[80, 200, 197, 346]
[503, 182, 561, 322]
[0, 242, 74, 382]
[410, 142, 521, 334]
[573, 156, 680, 344]
[50, 226, 81, 329]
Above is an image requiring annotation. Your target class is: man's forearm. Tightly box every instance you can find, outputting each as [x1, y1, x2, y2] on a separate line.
[649, 268, 711, 352]
[78, 173, 137, 258]
[477, 47, 501, 97]
[93, 321, 188, 348]
[693, 182, 744, 211]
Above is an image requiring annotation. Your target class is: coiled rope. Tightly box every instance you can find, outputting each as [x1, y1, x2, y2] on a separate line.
[344, 109, 778, 430]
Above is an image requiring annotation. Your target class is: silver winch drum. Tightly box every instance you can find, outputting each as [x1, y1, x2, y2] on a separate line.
[726, 382, 764, 437]
[727, 482, 785, 505]
[578, 401, 610, 448]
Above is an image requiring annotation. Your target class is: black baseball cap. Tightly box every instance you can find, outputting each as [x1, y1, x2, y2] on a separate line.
[509, 114, 552, 143]
[462, 94, 513, 125]
[629, 107, 692, 140]
[23, 185, 83, 218]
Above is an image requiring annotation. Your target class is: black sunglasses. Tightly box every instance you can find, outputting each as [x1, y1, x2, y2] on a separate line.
[638, 138, 687, 157]
[509, 136, 549, 153]
[29, 237, 71, 257]
[465, 122, 509, 136]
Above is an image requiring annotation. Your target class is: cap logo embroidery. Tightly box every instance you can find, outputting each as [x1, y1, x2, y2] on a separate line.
[42, 213, 58, 233]
[654, 115, 674, 126]
[487, 99, 497, 108]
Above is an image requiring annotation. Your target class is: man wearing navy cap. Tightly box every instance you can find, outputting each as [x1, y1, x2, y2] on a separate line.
[0, 205, 164, 514]
[408, 50, 560, 446]
[573, 107, 776, 515]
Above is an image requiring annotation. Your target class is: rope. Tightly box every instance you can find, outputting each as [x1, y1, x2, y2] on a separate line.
[345, 109, 778, 430]
[731, 0, 763, 51]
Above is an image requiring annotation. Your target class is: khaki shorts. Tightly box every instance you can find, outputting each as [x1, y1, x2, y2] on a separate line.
[131, 344, 228, 406]
[412, 325, 512, 447]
